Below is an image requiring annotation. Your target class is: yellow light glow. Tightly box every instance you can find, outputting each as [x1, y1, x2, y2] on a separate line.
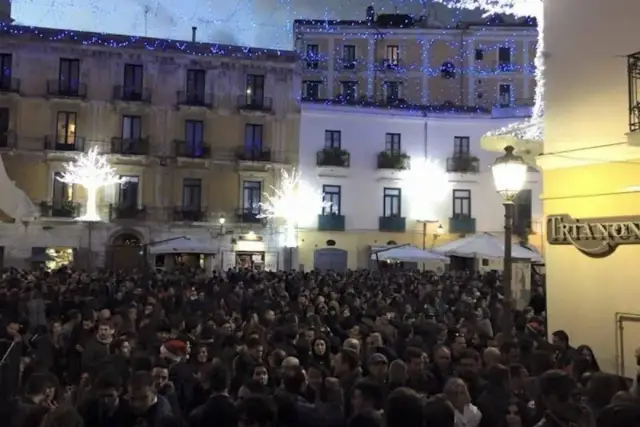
[403, 158, 452, 221]
[492, 158, 527, 201]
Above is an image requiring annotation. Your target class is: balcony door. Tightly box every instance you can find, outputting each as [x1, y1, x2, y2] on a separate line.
[123, 64, 144, 98]
[244, 124, 263, 154]
[182, 178, 202, 211]
[186, 69, 206, 101]
[52, 171, 72, 208]
[185, 120, 204, 156]
[242, 180, 261, 216]
[453, 136, 470, 157]
[56, 112, 77, 147]
[122, 115, 142, 140]
[246, 74, 265, 106]
[59, 58, 80, 94]
[118, 176, 139, 208]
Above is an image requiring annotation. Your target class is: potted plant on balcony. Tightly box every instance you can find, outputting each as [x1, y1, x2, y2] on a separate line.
[453, 155, 480, 172]
[378, 151, 409, 169]
[321, 147, 349, 167]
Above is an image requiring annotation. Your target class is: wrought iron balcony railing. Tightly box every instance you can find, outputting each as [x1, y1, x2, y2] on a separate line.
[174, 140, 210, 158]
[236, 208, 262, 224]
[40, 201, 79, 218]
[628, 51, 640, 132]
[177, 91, 213, 107]
[46, 80, 87, 98]
[0, 77, 20, 93]
[44, 135, 86, 152]
[236, 147, 272, 162]
[446, 156, 480, 173]
[377, 150, 410, 170]
[316, 147, 350, 167]
[237, 95, 273, 112]
[109, 204, 147, 220]
[173, 207, 207, 222]
[113, 85, 152, 103]
[111, 137, 150, 155]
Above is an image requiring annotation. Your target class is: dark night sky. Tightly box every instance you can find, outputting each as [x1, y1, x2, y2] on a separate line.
[12, 0, 485, 49]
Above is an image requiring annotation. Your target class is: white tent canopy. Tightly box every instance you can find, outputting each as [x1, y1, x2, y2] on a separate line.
[0, 153, 38, 220]
[148, 236, 218, 254]
[433, 233, 543, 262]
[371, 245, 450, 263]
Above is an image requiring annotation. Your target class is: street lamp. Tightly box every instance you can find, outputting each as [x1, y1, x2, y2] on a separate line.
[491, 145, 527, 338]
[433, 224, 445, 248]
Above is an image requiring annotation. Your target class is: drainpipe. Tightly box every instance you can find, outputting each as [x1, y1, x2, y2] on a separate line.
[191, 27, 197, 42]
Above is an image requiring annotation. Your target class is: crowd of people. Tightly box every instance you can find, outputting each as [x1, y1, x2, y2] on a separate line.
[0, 266, 639, 427]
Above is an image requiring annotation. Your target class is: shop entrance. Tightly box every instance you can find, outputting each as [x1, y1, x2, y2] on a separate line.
[107, 232, 144, 271]
[236, 251, 265, 270]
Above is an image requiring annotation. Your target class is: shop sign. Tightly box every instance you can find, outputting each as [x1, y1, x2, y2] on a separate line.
[547, 214, 640, 257]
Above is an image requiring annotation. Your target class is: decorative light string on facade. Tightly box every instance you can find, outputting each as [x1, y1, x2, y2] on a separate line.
[432, 0, 544, 142]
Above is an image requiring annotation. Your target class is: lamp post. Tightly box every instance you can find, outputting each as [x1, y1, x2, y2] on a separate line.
[491, 145, 527, 338]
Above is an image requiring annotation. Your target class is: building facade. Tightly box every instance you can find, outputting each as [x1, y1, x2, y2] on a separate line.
[538, 0, 640, 376]
[294, 10, 538, 111]
[297, 103, 542, 270]
[0, 24, 300, 270]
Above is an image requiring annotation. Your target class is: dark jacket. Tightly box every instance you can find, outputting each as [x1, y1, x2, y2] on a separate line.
[81, 337, 111, 374]
[7, 396, 49, 427]
[118, 394, 173, 427]
[190, 393, 237, 427]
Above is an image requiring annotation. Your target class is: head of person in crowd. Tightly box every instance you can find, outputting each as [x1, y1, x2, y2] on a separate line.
[385, 388, 424, 427]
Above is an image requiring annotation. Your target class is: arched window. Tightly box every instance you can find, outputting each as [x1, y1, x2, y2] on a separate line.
[386, 240, 397, 245]
[326, 239, 336, 247]
[112, 233, 141, 246]
[440, 61, 456, 79]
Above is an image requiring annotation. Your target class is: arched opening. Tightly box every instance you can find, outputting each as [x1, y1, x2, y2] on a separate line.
[107, 230, 145, 271]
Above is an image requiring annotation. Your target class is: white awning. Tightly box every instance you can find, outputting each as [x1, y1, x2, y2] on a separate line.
[148, 236, 218, 254]
[0, 153, 38, 220]
[371, 245, 450, 263]
[433, 233, 543, 262]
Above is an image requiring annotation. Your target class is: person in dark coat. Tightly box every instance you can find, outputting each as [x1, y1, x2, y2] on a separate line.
[477, 364, 513, 427]
[77, 371, 123, 427]
[81, 320, 113, 375]
[118, 371, 173, 427]
[7, 372, 55, 427]
[189, 363, 237, 427]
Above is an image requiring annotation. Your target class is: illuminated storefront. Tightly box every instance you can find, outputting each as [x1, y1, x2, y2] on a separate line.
[538, 0, 640, 376]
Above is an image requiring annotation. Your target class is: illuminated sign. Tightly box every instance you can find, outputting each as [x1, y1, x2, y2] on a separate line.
[547, 214, 640, 257]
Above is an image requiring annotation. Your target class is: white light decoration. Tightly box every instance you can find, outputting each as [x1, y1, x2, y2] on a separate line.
[491, 146, 528, 201]
[403, 158, 452, 221]
[434, 0, 544, 142]
[259, 168, 331, 247]
[57, 147, 125, 221]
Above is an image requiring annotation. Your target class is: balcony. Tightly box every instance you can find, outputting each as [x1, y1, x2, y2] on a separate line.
[44, 136, 85, 152]
[318, 214, 345, 231]
[449, 216, 476, 234]
[379, 216, 406, 232]
[109, 204, 147, 221]
[377, 151, 409, 170]
[173, 207, 207, 222]
[236, 147, 272, 162]
[0, 131, 16, 149]
[376, 59, 402, 71]
[237, 95, 273, 113]
[111, 137, 150, 155]
[46, 80, 87, 99]
[174, 140, 210, 159]
[40, 201, 79, 218]
[628, 51, 640, 133]
[0, 77, 20, 94]
[316, 147, 350, 167]
[113, 85, 151, 103]
[446, 156, 480, 173]
[176, 91, 213, 108]
[237, 208, 262, 224]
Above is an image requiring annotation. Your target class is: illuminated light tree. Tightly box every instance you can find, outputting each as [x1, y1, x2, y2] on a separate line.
[434, 0, 544, 143]
[58, 147, 124, 221]
[403, 158, 452, 221]
[259, 168, 331, 247]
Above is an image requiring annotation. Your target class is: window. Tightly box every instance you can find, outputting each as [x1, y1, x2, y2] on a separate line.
[122, 115, 142, 139]
[475, 49, 484, 61]
[322, 185, 341, 215]
[385, 133, 401, 153]
[440, 61, 456, 79]
[325, 130, 341, 148]
[306, 44, 319, 69]
[514, 189, 532, 235]
[242, 181, 261, 214]
[498, 47, 512, 71]
[453, 189, 471, 217]
[56, 112, 77, 145]
[186, 69, 206, 100]
[123, 64, 144, 96]
[342, 45, 356, 69]
[182, 178, 202, 211]
[0, 54, 12, 88]
[499, 84, 512, 107]
[386, 45, 399, 66]
[340, 81, 357, 101]
[303, 81, 320, 100]
[383, 188, 401, 217]
[453, 136, 470, 157]
[185, 120, 204, 155]
[0, 107, 8, 147]
[52, 171, 73, 206]
[118, 176, 140, 208]
[58, 58, 80, 94]
[246, 74, 265, 105]
[244, 124, 263, 151]
[385, 81, 400, 102]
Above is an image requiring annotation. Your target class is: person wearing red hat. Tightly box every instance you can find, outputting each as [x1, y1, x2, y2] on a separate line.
[159, 340, 187, 365]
